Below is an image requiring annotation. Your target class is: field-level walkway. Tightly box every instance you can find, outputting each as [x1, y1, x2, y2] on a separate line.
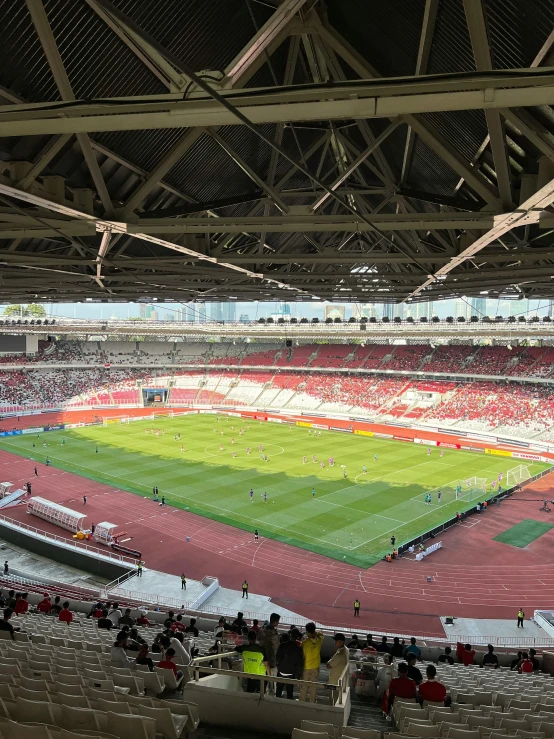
[1, 449, 554, 635]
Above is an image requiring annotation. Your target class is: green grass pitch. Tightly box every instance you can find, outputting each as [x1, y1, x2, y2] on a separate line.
[0, 415, 550, 567]
[493, 519, 554, 548]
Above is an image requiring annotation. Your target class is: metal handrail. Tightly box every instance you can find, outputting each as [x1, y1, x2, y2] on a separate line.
[191, 658, 350, 706]
[0, 514, 137, 566]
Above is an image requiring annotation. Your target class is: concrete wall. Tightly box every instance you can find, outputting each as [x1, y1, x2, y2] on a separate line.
[0, 522, 130, 582]
[184, 676, 350, 734]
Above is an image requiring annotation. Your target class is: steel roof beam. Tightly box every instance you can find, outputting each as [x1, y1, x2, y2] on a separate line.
[454, 27, 554, 195]
[206, 128, 289, 213]
[311, 18, 502, 207]
[119, 0, 306, 215]
[407, 175, 554, 298]
[25, 0, 114, 217]
[464, 0, 513, 209]
[2, 74, 553, 139]
[3, 210, 551, 238]
[84, 0, 191, 92]
[0, 182, 309, 296]
[400, 0, 439, 185]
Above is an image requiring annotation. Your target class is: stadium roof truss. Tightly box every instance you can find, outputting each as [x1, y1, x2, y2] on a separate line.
[0, 0, 554, 304]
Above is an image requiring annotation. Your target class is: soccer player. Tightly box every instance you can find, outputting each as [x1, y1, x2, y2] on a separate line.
[427, 447, 431, 455]
[320, 461, 325, 469]
[312, 454, 316, 463]
[221, 430, 224, 436]
[95, 446, 98, 454]
[246, 447, 251, 455]
[180, 445, 184, 453]
[232, 451, 236, 458]
[249, 489, 254, 503]
[263, 492, 267, 503]
[374, 453, 377, 462]
[303, 455, 307, 464]
[329, 457, 334, 466]
[220, 444, 224, 452]
[440, 449, 444, 457]
[312, 488, 316, 500]
[498, 472, 502, 482]
[362, 465, 367, 474]
[308, 430, 311, 436]
[259, 444, 263, 453]
[437, 490, 442, 502]
[318, 431, 322, 437]
[343, 468, 347, 479]
[231, 438, 235, 445]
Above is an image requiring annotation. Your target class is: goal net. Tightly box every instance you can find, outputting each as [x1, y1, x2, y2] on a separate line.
[418, 475, 488, 506]
[506, 464, 531, 489]
[102, 416, 130, 426]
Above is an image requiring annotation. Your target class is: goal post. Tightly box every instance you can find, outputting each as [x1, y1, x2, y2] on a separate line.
[418, 476, 488, 505]
[507, 464, 531, 489]
[102, 415, 130, 426]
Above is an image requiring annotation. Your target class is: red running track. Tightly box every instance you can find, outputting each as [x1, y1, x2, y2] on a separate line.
[2, 449, 554, 636]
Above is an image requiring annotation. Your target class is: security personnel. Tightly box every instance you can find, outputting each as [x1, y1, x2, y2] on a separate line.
[353, 599, 360, 617]
[517, 608, 525, 628]
[235, 630, 269, 693]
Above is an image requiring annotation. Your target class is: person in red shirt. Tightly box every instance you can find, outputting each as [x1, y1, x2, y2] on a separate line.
[418, 665, 450, 705]
[387, 662, 416, 713]
[519, 652, 533, 673]
[14, 593, 28, 616]
[136, 613, 150, 626]
[158, 647, 183, 680]
[37, 594, 51, 614]
[58, 601, 73, 624]
[170, 614, 186, 632]
[457, 642, 476, 666]
[251, 619, 260, 634]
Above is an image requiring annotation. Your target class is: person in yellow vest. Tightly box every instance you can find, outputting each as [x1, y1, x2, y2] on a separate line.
[300, 622, 324, 702]
[517, 608, 525, 628]
[235, 630, 269, 693]
[136, 560, 143, 578]
[354, 599, 360, 617]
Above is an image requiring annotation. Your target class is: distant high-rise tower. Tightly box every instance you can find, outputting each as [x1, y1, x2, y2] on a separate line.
[139, 303, 153, 319]
[470, 297, 486, 317]
[222, 303, 236, 322]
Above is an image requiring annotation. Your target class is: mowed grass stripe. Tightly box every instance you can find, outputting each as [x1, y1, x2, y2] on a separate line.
[1, 416, 550, 567]
[494, 519, 554, 548]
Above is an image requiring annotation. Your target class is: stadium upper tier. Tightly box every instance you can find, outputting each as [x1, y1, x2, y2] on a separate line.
[1, 340, 554, 441]
[3, 317, 554, 341]
[5, 340, 554, 379]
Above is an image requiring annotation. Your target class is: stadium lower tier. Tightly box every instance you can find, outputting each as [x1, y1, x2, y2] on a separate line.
[1, 368, 554, 441]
